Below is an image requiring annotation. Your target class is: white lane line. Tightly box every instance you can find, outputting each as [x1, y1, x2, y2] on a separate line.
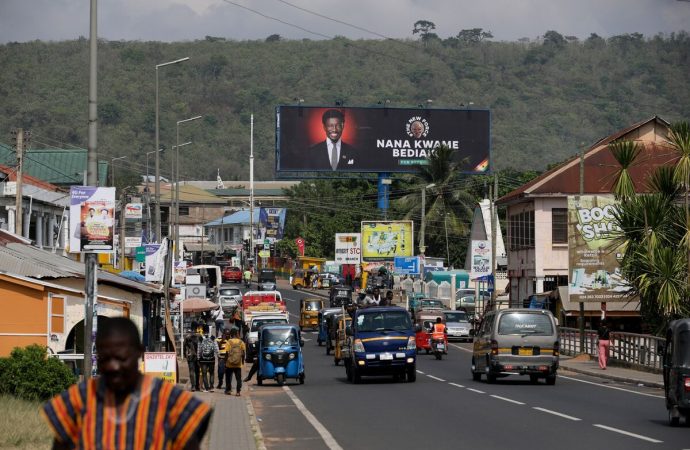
[490, 395, 525, 405]
[466, 388, 485, 394]
[283, 386, 344, 450]
[448, 343, 473, 353]
[302, 338, 312, 342]
[416, 370, 425, 374]
[593, 424, 663, 444]
[532, 407, 581, 421]
[448, 382, 465, 388]
[560, 375, 664, 399]
[427, 375, 446, 382]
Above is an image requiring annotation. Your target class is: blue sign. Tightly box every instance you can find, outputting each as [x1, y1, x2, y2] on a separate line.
[394, 256, 420, 275]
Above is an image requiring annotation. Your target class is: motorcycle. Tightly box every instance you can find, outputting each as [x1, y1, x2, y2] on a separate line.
[431, 338, 445, 360]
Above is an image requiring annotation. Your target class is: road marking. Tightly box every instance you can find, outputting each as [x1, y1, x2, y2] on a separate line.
[427, 375, 446, 382]
[532, 407, 581, 421]
[416, 370, 425, 374]
[593, 424, 662, 443]
[283, 386, 344, 450]
[448, 382, 465, 388]
[466, 388, 485, 394]
[560, 375, 664, 399]
[302, 338, 312, 342]
[490, 395, 525, 405]
[448, 343, 473, 353]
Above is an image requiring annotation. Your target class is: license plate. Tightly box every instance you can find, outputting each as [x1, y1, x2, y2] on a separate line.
[380, 353, 393, 360]
[437, 344, 445, 349]
[518, 348, 533, 356]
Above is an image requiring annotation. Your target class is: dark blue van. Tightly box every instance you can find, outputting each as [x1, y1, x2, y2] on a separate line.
[345, 306, 416, 383]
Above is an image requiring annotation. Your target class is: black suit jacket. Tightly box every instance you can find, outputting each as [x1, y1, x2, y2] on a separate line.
[306, 140, 360, 171]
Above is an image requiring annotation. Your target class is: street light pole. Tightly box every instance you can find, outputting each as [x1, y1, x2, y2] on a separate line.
[110, 155, 127, 188]
[171, 140, 192, 262]
[419, 183, 435, 277]
[175, 116, 202, 261]
[154, 56, 189, 243]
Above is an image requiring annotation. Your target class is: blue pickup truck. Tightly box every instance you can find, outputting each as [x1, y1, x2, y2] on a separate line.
[345, 306, 417, 383]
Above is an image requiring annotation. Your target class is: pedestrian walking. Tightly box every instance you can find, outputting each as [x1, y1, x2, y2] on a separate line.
[184, 325, 202, 391]
[597, 320, 612, 369]
[197, 326, 219, 392]
[224, 328, 246, 396]
[42, 317, 211, 450]
[212, 306, 225, 336]
[216, 329, 230, 390]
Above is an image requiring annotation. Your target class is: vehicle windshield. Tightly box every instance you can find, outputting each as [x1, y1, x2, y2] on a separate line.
[304, 301, 322, 311]
[498, 313, 554, 336]
[262, 328, 298, 346]
[444, 312, 468, 322]
[219, 288, 239, 296]
[356, 311, 412, 332]
[251, 318, 287, 332]
[422, 300, 444, 308]
[259, 270, 276, 282]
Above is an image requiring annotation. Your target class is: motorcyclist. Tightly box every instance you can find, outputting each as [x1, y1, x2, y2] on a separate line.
[243, 267, 252, 287]
[431, 317, 447, 342]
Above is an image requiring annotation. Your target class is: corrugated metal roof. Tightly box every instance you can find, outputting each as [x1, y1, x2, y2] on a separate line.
[0, 144, 108, 186]
[211, 188, 287, 197]
[204, 209, 259, 226]
[156, 183, 224, 204]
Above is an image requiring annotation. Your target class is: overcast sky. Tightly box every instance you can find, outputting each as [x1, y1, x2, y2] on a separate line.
[1, 0, 689, 43]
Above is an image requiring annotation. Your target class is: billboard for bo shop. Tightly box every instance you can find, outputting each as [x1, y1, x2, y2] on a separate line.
[276, 106, 490, 174]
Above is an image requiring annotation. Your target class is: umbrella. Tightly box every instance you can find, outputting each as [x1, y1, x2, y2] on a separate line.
[181, 297, 220, 313]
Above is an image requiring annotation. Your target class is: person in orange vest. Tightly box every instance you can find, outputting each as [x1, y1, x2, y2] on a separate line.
[431, 317, 446, 342]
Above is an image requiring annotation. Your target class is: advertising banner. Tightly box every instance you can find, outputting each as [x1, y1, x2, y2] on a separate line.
[144, 241, 166, 282]
[568, 196, 630, 302]
[470, 240, 492, 279]
[334, 233, 361, 264]
[258, 208, 287, 242]
[276, 106, 491, 174]
[124, 203, 143, 219]
[143, 353, 176, 383]
[124, 236, 142, 249]
[394, 256, 420, 275]
[295, 237, 305, 256]
[69, 186, 115, 253]
[361, 221, 413, 261]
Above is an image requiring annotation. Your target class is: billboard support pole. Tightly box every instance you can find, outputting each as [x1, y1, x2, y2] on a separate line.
[578, 147, 586, 353]
[377, 173, 391, 220]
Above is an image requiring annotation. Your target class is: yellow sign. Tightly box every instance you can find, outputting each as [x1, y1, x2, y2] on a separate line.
[143, 352, 177, 383]
[258, 250, 270, 258]
[360, 221, 414, 261]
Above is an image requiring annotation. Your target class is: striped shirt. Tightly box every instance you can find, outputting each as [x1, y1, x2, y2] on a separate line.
[41, 374, 212, 450]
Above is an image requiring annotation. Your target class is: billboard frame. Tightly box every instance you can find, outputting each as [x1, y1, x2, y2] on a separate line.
[275, 105, 492, 176]
[360, 220, 414, 262]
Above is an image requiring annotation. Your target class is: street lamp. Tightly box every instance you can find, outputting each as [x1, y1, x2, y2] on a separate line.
[154, 56, 189, 243]
[110, 155, 127, 188]
[170, 140, 192, 251]
[175, 115, 202, 260]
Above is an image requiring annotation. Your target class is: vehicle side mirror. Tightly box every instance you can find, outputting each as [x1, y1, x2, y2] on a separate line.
[415, 324, 422, 333]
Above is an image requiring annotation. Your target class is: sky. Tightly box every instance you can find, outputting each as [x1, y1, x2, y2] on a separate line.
[0, 0, 689, 43]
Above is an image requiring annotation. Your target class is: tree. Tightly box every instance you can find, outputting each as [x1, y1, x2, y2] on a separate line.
[266, 34, 281, 42]
[457, 28, 493, 44]
[412, 20, 436, 40]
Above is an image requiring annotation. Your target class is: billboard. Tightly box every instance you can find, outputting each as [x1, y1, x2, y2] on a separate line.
[394, 256, 420, 275]
[361, 221, 413, 261]
[568, 195, 631, 302]
[258, 208, 287, 243]
[334, 233, 361, 264]
[276, 106, 490, 174]
[69, 186, 115, 253]
[470, 240, 492, 279]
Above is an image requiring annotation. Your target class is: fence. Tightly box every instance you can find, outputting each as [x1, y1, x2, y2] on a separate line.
[559, 327, 664, 372]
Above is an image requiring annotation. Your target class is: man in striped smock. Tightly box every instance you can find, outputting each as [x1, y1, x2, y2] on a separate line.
[41, 317, 212, 449]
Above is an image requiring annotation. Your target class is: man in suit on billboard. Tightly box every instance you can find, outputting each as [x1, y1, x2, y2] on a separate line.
[307, 109, 359, 171]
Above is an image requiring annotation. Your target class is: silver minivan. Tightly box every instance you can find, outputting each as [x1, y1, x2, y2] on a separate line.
[471, 308, 559, 385]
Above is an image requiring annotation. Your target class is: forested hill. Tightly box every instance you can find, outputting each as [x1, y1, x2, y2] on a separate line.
[1, 31, 689, 182]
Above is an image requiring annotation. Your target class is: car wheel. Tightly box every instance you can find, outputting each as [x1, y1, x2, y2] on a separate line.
[435, 352, 442, 360]
[351, 361, 361, 384]
[317, 339, 323, 346]
[326, 344, 331, 355]
[471, 359, 482, 381]
[299, 373, 305, 385]
[546, 374, 557, 386]
[529, 375, 539, 384]
[407, 366, 417, 382]
[257, 377, 263, 386]
[334, 358, 340, 366]
[487, 372, 496, 384]
[276, 374, 285, 386]
[345, 362, 353, 382]
[669, 409, 680, 427]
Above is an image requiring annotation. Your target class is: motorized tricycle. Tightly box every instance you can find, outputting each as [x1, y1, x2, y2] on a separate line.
[256, 324, 305, 386]
[333, 315, 352, 366]
[299, 298, 324, 331]
[317, 308, 342, 347]
[326, 312, 346, 356]
[663, 318, 690, 426]
[414, 310, 448, 355]
[330, 285, 353, 308]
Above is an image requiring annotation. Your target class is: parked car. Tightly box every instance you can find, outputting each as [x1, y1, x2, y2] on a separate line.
[222, 266, 243, 283]
[218, 285, 242, 312]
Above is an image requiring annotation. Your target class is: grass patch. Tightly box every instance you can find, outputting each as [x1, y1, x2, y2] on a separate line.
[0, 395, 52, 449]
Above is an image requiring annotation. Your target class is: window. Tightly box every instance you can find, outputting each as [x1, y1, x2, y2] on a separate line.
[552, 208, 567, 244]
[509, 210, 535, 250]
[178, 206, 189, 216]
[50, 295, 65, 334]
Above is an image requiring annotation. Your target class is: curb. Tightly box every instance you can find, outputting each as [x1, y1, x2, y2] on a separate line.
[559, 363, 664, 389]
[245, 396, 267, 450]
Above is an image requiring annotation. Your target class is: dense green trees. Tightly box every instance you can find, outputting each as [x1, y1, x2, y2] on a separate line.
[0, 32, 688, 185]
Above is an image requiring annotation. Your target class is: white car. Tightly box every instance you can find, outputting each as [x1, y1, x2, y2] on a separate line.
[245, 314, 289, 357]
[443, 310, 472, 342]
[218, 285, 242, 313]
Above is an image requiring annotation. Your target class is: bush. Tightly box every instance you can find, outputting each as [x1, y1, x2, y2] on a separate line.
[0, 345, 76, 401]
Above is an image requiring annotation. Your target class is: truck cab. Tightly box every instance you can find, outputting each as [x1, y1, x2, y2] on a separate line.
[345, 306, 416, 383]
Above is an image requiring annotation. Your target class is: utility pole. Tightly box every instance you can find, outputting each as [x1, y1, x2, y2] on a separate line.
[249, 114, 255, 270]
[120, 191, 127, 270]
[13, 129, 24, 236]
[491, 174, 498, 307]
[84, 0, 99, 380]
[578, 146, 586, 353]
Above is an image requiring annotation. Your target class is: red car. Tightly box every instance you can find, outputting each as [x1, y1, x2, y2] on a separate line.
[222, 266, 242, 283]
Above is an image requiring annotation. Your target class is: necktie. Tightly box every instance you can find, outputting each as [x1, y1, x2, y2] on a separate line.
[330, 141, 338, 170]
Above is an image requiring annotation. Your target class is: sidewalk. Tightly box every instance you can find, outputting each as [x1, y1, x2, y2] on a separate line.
[178, 359, 265, 450]
[559, 354, 663, 388]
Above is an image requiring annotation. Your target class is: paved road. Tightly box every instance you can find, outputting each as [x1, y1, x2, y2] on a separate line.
[246, 287, 690, 450]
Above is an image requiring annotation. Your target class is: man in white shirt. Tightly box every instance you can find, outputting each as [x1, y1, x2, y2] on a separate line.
[212, 307, 225, 336]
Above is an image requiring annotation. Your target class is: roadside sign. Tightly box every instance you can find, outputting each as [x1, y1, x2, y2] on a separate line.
[263, 243, 270, 250]
[264, 238, 270, 245]
[258, 250, 270, 258]
[394, 256, 420, 275]
[135, 246, 146, 262]
[143, 352, 176, 383]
